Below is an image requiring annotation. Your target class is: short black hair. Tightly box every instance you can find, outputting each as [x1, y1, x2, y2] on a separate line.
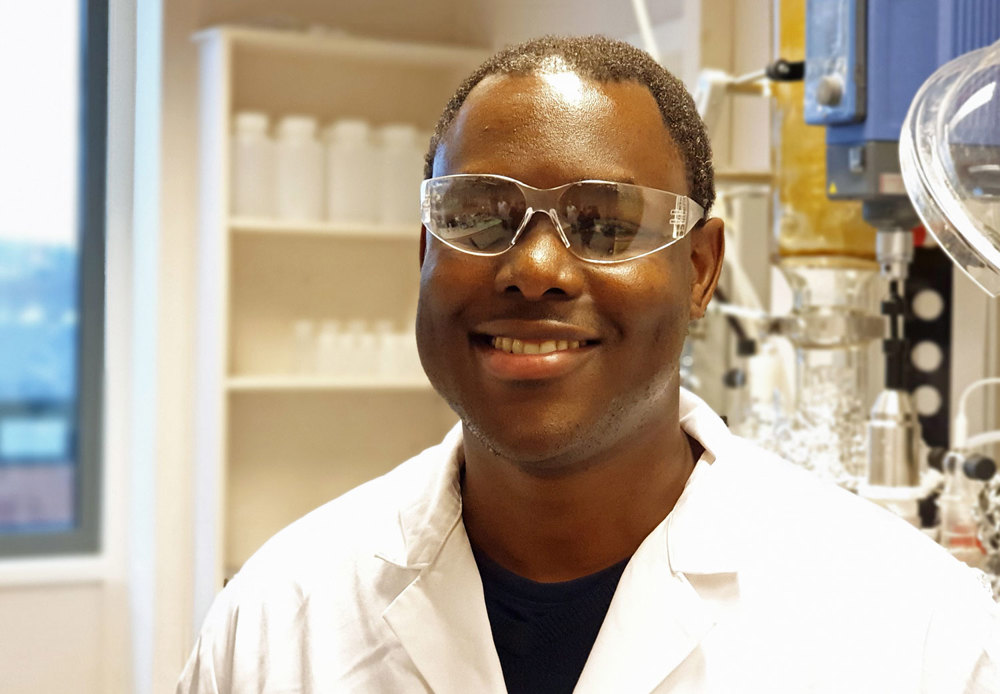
[424, 35, 715, 213]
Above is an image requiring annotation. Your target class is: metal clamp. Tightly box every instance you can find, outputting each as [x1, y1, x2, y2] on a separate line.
[772, 309, 885, 348]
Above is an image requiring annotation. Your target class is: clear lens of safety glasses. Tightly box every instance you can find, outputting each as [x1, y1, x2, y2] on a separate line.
[420, 174, 705, 263]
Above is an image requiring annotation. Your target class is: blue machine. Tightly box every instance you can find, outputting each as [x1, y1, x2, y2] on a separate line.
[805, 0, 1000, 221]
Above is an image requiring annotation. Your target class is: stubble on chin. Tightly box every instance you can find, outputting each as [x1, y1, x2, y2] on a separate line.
[452, 382, 670, 479]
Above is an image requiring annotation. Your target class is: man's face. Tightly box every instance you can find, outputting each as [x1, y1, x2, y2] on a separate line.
[417, 71, 719, 472]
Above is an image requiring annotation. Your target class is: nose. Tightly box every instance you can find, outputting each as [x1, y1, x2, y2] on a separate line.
[493, 210, 585, 300]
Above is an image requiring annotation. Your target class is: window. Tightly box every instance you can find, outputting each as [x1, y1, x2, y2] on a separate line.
[0, 0, 106, 556]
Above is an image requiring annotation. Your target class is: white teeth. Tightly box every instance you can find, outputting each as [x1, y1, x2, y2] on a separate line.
[489, 336, 587, 354]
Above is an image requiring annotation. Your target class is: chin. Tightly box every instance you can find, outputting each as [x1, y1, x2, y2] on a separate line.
[465, 418, 599, 476]
[457, 393, 651, 477]
[433, 361, 682, 475]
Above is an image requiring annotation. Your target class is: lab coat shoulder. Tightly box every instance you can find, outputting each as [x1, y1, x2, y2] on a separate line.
[177, 425, 465, 694]
[701, 434, 1000, 693]
[710, 433, 953, 576]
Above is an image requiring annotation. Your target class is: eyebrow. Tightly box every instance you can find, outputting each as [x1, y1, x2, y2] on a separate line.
[451, 167, 639, 187]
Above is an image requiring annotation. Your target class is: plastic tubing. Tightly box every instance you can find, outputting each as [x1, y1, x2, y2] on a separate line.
[631, 0, 661, 63]
[965, 430, 1000, 450]
[954, 377, 1000, 448]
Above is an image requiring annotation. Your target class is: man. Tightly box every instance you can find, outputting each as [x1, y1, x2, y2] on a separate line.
[179, 36, 998, 693]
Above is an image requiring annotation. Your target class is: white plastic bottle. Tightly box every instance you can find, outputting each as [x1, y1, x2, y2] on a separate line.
[343, 319, 367, 378]
[324, 119, 378, 225]
[291, 319, 316, 374]
[230, 111, 274, 218]
[377, 123, 424, 225]
[316, 320, 342, 377]
[395, 330, 423, 382]
[372, 319, 396, 379]
[274, 115, 324, 221]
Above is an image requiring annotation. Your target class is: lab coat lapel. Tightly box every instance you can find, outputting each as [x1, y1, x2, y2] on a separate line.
[382, 519, 506, 694]
[572, 521, 719, 694]
[575, 403, 745, 694]
[380, 424, 506, 694]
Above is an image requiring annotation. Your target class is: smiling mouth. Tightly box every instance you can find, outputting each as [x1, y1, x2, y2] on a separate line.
[487, 336, 593, 355]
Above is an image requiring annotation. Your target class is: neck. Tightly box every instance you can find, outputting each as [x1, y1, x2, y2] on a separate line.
[460, 418, 698, 583]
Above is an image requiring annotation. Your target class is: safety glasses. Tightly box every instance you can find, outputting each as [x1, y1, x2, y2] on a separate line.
[420, 174, 705, 264]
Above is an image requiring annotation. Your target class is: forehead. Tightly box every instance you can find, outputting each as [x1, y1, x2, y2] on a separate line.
[433, 71, 689, 194]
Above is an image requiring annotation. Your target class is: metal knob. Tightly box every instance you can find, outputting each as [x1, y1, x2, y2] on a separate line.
[964, 455, 997, 481]
[817, 75, 844, 106]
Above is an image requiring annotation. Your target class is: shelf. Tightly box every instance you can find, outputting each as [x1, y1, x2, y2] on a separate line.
[193, 26, 488, 68]
[227, 374, 433, 392]
[230, 217, 419, 239]
[194, 25, 467, 618]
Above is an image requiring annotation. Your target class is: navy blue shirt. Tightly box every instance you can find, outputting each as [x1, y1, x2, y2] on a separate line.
[472, 546, 631, 694]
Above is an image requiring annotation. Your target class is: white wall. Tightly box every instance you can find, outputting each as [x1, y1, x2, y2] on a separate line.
[0, 583, 105, 691]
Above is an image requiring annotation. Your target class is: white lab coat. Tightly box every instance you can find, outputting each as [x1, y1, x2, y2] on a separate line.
[178, 389, 999, 693]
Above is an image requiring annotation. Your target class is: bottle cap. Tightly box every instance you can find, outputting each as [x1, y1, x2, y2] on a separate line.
[292, 319, 314, 338]
[234, 111, 269, 135]
[277, 115, 318, 139]
[378, 123, 418, 145]
[325, 118, 370, 142]
[372, 319, 395, 335]
[318, 320, 342, 338]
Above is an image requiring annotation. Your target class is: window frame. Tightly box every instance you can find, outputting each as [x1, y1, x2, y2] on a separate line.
[0, 0, 107, 557]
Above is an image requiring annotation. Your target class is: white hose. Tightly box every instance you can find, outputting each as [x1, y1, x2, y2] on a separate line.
[958, 377, 1000, 416]
[965, 430, 1000, 450]
[714, 301, 770, 322]
[630, 0, 661, 63]
[954, 377, 1000, 447]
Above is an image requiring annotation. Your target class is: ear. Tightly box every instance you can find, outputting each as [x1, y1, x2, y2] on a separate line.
[688, 217, 724, 320]
[419, 225, 427, 267]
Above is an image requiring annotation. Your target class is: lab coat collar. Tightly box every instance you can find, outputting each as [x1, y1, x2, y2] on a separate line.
[382, 515, 507, 693]
[667, 388, 747, 575]
[380, 423, 465, 570]
[574, 517, 720, 693]
[573, 391, 745, 691]
[380, 423, 508, 693]
[381, 389, 746, 693]
[383, 388, 742, 573]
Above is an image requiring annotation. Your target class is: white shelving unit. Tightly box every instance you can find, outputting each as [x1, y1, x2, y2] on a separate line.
[192, 27, 485, 620]
[230, 217, 418, 239]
